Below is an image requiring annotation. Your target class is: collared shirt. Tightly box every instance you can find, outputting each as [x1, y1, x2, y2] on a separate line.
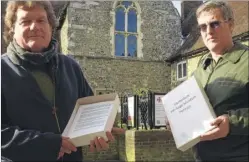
[194, 42, 248, 116]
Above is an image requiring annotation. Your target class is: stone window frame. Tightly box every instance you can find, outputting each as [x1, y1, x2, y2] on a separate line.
[176, 60, 187, 81]
[110, 1, 143, 58]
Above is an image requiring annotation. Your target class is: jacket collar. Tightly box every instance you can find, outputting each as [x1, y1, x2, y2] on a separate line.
[202, 42, 247, 68]
[222, 42, 248, 64]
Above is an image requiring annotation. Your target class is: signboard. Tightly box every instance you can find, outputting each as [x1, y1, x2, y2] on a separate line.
[154, 94, 167, 126]
[127, 96, 135, 127]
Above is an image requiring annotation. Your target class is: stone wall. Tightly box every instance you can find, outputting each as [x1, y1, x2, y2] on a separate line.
[82, 129, 194, 161]
[61, 1, 113, 57]
[75, 56, 171, 95]
[137, 1, 181, 60]
[60, 1, 181, 95]
[82, 138, 119, 161]
[61, 1, 181, 60]
[121, 130, 194, 161]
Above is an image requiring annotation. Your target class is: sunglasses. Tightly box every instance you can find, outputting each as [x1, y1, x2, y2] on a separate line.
[198, 20, 228, 32]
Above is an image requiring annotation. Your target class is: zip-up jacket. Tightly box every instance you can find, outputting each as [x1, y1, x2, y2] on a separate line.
[1, 53, 93, 161]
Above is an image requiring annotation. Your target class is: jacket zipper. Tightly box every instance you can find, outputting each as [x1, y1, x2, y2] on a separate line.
[51, 66, 61, 133]
[51, 66, 64, 162]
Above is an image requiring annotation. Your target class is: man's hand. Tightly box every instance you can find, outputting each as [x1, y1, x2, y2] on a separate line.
[165, 117, 171, 130]
[89, 127, 125, 152]
[166, 123, 171, 130]
[57, 136, 77, 160]
[200, 114, 230, 141]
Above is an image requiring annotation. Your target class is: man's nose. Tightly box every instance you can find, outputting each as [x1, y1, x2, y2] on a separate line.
[206, 24, 213, 34]
[29, 21, 39, 30]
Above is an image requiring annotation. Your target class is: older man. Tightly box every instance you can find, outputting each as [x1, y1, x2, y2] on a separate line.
[192, 1, 248, 161]
[1, 1, 124, 161]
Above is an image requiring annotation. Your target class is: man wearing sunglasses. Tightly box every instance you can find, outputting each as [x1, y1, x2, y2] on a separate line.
[192, 1, 249, 161]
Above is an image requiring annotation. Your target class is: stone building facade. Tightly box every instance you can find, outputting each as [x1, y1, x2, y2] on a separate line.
[1, 1, 181, 95]
[60, 1, 181, 96]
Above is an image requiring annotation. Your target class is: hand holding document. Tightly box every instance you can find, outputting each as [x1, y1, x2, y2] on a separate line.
[200, 114, 230, 141]
[89, 127, 125, 152]
[62, 93, 120, 147]
[57, 136, 77, 159]
[162, 76, 217, 152]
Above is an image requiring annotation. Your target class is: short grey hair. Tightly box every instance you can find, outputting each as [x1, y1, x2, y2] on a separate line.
[196, 1, 234, 21]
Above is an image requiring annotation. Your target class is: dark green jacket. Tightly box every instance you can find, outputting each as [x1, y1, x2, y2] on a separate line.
[192, 42, 249, 161]
[1, 53, 93, 161]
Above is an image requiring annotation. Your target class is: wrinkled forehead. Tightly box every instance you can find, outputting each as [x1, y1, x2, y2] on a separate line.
[16, 5, 47, 20]
[197, 8, 224, 24]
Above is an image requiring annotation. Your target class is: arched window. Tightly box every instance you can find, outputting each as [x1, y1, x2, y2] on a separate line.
[115, 1, 138, 57]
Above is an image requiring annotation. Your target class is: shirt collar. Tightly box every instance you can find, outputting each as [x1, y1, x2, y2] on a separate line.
[202, 42, 247, 69]
[202, 54, 213, 69]
[222, 42, 248, 64]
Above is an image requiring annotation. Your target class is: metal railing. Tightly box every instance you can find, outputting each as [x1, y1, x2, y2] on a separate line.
[119, 92, 153, 130]
[119, 92, 168, 130]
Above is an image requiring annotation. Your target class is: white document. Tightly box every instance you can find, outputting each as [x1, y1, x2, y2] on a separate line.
[68, 101, 112, 138]
[162, 76, 216, 152]
[62, 93, 119, 147]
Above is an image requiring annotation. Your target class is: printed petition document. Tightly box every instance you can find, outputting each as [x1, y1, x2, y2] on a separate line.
[62, 93, 119, 147]
[69, 101, 113, 138]
[162, 76, 216, 151]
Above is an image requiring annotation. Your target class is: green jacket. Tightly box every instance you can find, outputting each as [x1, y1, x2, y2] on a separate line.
[193, 42, 249, 161]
